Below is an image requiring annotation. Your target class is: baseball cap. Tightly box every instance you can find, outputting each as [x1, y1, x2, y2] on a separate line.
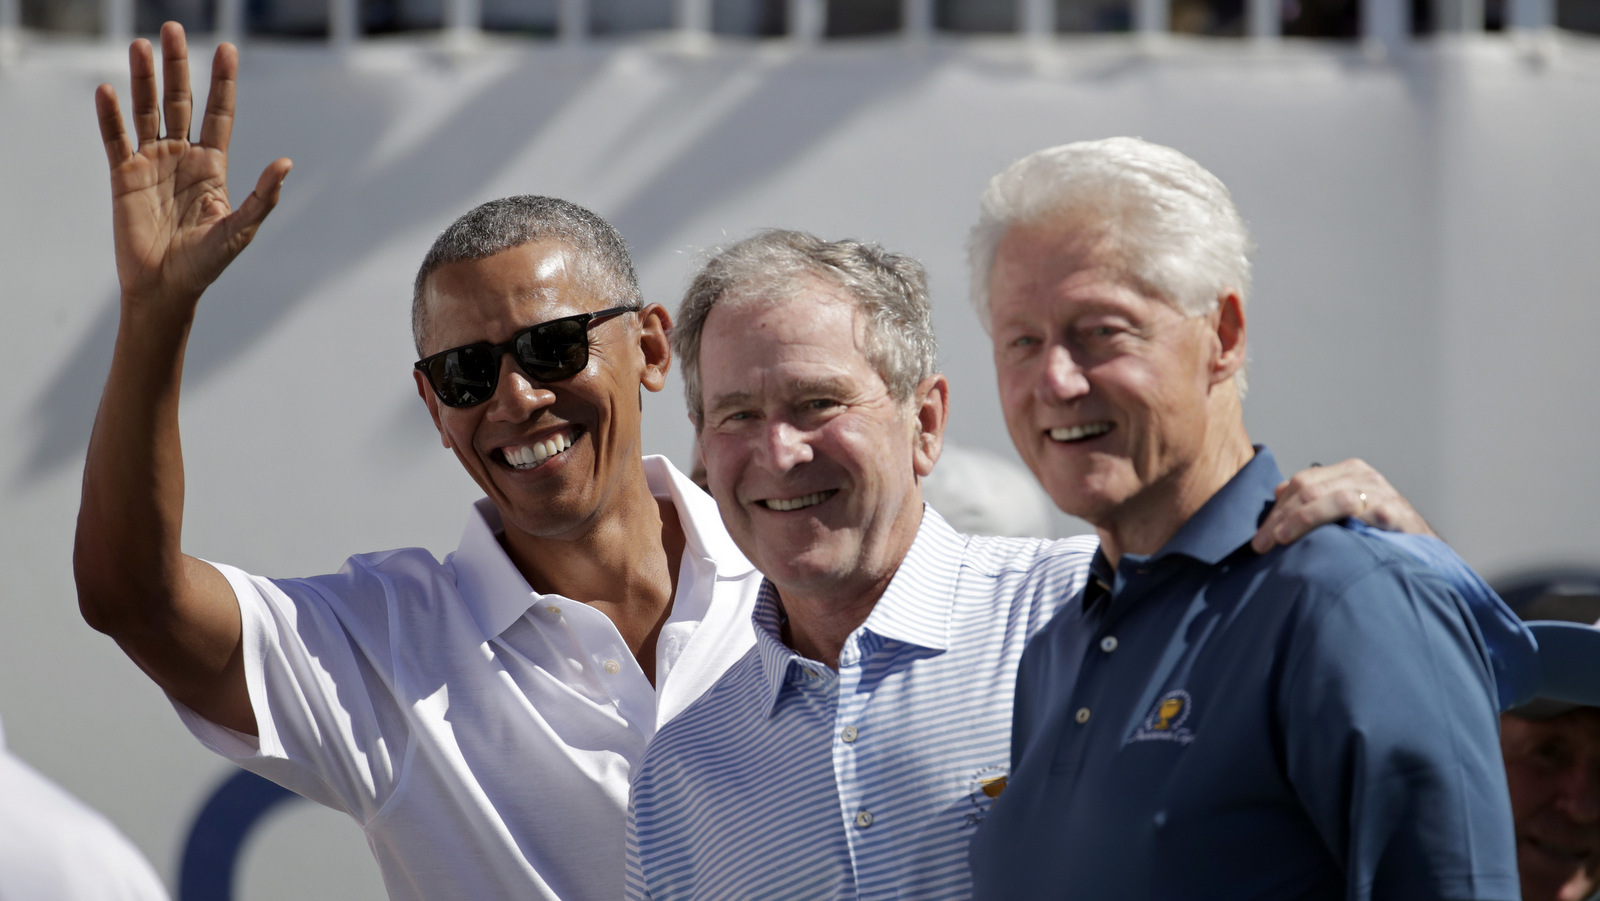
[1500, 570, 1600, 720]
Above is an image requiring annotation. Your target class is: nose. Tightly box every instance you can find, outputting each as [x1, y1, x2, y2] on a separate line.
[1036, 343, 1090, 404]
[1557, 765, 1600, 824]
[760, 420, 813, 472]
[484, 354, 554, 423]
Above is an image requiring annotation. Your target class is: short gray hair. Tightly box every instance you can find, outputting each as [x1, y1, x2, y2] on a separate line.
[968, 138, 1254, 392]
[675, 229, 937, 429]
[412, 195, 642, 356]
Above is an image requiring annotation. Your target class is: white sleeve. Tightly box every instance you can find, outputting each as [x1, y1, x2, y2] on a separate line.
[169, 561, 408, 822]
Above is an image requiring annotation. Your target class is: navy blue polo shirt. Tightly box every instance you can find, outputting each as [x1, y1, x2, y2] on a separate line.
[969, 448, 1520, 901]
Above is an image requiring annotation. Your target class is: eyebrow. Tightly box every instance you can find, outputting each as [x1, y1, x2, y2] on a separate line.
[705, 391, 755, 419]
[704, 376, 859, 418]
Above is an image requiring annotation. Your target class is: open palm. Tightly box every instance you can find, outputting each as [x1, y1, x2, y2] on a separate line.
[97, 23, 291, 306]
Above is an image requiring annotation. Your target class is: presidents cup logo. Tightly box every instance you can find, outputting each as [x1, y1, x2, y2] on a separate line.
[1130, 689, 1196, 744]
[961, 765, 1009, 828]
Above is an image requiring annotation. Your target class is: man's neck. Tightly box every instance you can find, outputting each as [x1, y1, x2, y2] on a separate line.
[1096, 426, 1255, 568]
[500, 471, 686, 683]
[769, 505, 926, 670]
[775, 576, 893, 671]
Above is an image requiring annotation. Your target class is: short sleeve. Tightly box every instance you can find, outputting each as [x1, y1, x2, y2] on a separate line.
[1347, 521, 1539, 710]
[168, 561, 408, 822]
[1280, 561, 1520, 901]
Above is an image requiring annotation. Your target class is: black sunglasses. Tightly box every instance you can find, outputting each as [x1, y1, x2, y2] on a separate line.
[415, 305, 638, 408]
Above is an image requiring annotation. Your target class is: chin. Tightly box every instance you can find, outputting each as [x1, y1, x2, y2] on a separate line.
[1038, 481, 1118, 526]
[1035, 460, 1126, 518]
[763, 551, 852, 594]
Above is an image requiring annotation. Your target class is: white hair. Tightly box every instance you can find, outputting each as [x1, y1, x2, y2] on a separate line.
[968, 137, 1255, 393]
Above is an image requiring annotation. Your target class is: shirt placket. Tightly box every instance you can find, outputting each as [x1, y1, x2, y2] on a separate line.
[545, 599, 657, 736]
[831, 630, 876, 898]
[1051, 567, 1151, 791]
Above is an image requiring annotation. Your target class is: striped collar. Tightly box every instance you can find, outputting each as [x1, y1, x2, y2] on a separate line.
[750, 506, 966, 715]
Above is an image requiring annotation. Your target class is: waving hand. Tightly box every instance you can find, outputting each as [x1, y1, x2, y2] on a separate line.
[95, 22, 291, 306]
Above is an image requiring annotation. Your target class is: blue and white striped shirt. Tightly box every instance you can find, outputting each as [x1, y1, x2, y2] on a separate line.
[624, 509, 1097, 900]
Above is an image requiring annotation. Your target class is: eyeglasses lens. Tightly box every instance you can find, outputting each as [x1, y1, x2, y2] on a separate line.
[419, 306, 631, 408]
[427, 347, 497, 407]
[425, 322, 590, 407]
[515, 319, 589, 381]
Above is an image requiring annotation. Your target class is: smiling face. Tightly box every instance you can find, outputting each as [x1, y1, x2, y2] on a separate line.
[988, 218, 1247, 556]
[414, 239, 668, 547]
[696, 280, 944, 605]
[1502, 709, 1600, 901]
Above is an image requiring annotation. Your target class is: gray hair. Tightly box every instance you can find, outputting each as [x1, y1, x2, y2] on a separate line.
[412, 195, 642, 356]
[969, 137, 1254, 392]
[675, 229, 937, 429]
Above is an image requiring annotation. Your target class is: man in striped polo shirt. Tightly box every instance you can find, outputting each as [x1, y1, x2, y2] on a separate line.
[623, 227, 1526, 899]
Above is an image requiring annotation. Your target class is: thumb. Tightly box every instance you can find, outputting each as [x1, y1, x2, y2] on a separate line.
[227, 157, 292, 238]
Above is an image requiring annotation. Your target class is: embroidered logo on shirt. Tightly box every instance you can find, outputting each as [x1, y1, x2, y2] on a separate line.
[1130, 689, 1196, 744]
[961, 765, 1009, 828]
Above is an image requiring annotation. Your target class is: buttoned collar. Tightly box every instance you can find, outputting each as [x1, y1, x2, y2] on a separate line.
[749, 506, 963, 715]
[1152, 446, 1281, 566]
[1084, 445, 1280, 611]
[452, 455, 756, 641]
[1107, 445, 1280, 575]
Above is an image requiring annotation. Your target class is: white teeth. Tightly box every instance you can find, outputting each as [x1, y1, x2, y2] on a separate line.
[762, 491, 834, 512]
[1049, 423, 1112, 442]
[504, 431, 573, 469]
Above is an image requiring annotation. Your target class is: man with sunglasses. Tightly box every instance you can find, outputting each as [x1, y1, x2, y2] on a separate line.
[74, 25, 763, 901]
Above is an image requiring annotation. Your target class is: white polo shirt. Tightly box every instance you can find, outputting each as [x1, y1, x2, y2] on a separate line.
[174, 456, 760, 901]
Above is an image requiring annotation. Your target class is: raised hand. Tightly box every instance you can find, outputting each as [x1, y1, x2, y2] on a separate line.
[95, 21, 291, 308]
[1251, 458, 1436, 552]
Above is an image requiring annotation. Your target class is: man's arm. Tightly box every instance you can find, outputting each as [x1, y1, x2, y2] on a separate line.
[74, 22, 290, 736]
[1283, 563, 1521, 901]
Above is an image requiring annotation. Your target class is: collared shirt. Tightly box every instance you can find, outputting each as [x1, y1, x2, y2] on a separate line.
[969, 448, 1522, 901]
[625, 508, 1100, 901]
[173, 456, 762, 901]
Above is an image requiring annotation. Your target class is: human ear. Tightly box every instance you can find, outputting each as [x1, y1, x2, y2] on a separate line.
[1210, 291, 1247, 385]
[637, 303, 673, 394]
[912, 374, 950, 478]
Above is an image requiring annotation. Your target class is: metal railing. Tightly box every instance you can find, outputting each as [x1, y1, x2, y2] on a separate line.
[0, 0, 1564, 56]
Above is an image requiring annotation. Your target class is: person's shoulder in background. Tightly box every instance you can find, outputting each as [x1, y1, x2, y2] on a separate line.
[0, 715, 171, 900]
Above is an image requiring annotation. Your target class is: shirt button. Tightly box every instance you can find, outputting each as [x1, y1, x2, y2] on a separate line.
[1100, 636, 1118, 653]
[1075, 707, 1091, 724]
[841, 725, 858, 743]
[603, 660, 621, 674]
[545, 605, 561, 615]
[855, 810, 874, 829]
